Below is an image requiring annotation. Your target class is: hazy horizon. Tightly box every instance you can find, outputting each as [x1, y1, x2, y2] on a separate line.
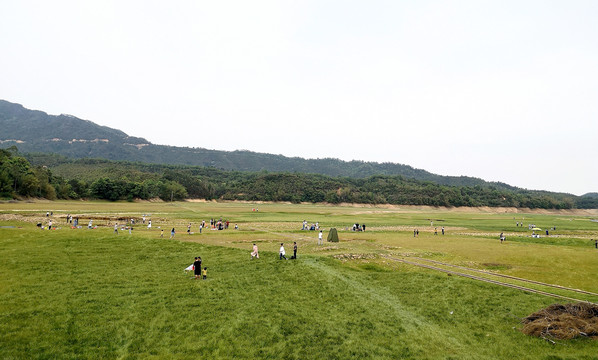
[1, 1, 596, 195]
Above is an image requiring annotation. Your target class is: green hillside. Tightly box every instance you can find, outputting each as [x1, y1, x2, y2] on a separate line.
[0, 99, 506, 188]
[12, 153, 592, 209]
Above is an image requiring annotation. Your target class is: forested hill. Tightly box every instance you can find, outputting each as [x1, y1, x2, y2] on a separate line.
[1, 99, 508, 189]
[2, 150, 595, 208]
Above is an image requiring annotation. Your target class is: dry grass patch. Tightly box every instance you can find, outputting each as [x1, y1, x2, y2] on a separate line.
[521, 303, 598, 340]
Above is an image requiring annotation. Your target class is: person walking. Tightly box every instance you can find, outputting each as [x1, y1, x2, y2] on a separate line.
[318, 230, 323, 245]
[170, 228, 175, 239]
[291, 242, 297, 259]
[251, 244, 259, 259]
[279, 243, 287, 260]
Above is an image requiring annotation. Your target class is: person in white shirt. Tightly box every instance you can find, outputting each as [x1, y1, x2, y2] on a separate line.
[318, 230, 323, 245]
[279, 243, 287, 260]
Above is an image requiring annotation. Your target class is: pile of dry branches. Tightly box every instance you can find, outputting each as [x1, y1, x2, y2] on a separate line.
[521, 303, 598, 340]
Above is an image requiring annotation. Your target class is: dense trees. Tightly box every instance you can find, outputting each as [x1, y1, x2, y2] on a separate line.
[0, 148, 593, 209]
[0, 149, 186, 201]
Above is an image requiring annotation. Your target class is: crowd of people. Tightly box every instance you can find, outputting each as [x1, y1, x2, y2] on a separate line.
[40, 209, 596, 288]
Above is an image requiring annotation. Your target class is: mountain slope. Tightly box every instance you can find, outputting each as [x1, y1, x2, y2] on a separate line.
[0, 99, 520, 189]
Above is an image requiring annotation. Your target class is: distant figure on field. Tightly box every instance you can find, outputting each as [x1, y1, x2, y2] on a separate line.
[147, 220, 152, 229]
[442, 227, 445, 235]
[170, 228, 175, 239]
[500, 232, 505, 243]
[434, 227, 438, 235]
[594, 239, 597, 249]
[414, 229, 416, 237]
[318, 230, 323, 245]
[202, 267, 207, 280]
[88, 220, 93, 229]
[160, 229, 164, 238]
[114, 223, 118, 234]
[279, 243, 287, 260]
[48, 220, 52, 230]
[291, 242, 297, 259]
[187, 223, 191, 235]
[251, 244, 259, 259]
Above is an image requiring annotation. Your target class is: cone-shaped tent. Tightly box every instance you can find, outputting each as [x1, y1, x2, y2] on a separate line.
[327, 228, 339, 242]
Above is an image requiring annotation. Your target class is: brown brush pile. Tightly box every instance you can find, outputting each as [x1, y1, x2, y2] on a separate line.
[521, 303, 598, 340]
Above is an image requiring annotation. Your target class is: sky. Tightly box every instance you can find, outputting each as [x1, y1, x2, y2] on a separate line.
[1, 1, 596, 195]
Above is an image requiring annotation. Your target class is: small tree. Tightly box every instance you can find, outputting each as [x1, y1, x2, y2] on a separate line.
[327, 228, 339, 242]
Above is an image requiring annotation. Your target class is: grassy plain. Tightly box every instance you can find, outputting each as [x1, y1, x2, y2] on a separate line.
[1, 200, 598, 359]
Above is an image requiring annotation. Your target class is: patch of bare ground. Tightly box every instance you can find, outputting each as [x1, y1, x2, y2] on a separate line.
[333, 204, 598, 216]
[0, 213, 166, 226]
[333, 253, 377, 261]
[522, 303, 598, 340]
[2, 199, 597, 215]
[374, 225, 467, 232]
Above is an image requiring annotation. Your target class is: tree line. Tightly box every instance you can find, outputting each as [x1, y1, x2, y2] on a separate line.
[1, 148, 596, 209]
[0, 147, 186, 201]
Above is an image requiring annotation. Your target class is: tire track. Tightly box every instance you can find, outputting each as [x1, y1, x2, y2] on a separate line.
[381, 254, 596, 304]
[407, 256, 598, 297]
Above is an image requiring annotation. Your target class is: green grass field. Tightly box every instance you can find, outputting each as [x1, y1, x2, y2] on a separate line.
[1, 201, 598, 359]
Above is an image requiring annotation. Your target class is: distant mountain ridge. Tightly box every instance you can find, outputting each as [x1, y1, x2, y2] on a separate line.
[0, 99, 563, 192]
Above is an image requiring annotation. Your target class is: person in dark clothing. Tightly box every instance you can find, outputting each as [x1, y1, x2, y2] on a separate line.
[291, 242, 297, 259]
[193, 257, 202, 279]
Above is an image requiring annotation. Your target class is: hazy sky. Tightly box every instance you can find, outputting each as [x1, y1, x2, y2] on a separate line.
[1, 1, 596, 195]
